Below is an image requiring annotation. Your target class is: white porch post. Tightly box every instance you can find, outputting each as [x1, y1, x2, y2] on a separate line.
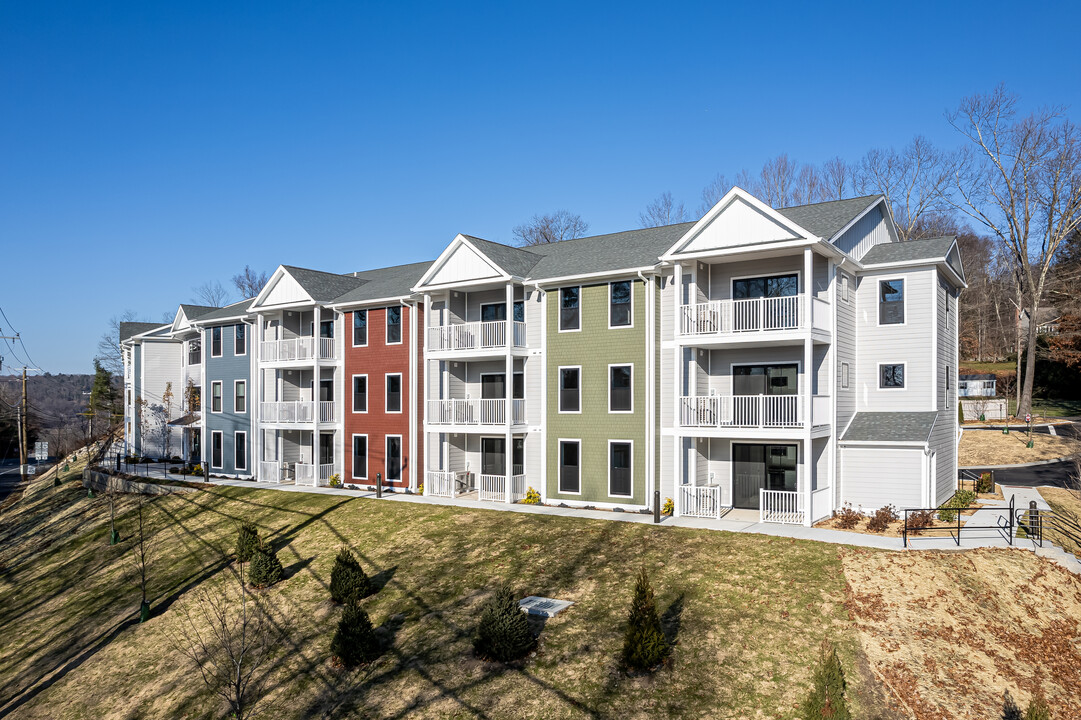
[644, 272, 655, 511]
[313, 305, 321, 488]
[803, 247, 814, 526]
[254, 314, 264, 479]
[673, 261, 684, 517]
[504, 281, 514, 503]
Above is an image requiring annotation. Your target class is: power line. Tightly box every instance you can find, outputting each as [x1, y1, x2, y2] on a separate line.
[0, 306, 42, 374]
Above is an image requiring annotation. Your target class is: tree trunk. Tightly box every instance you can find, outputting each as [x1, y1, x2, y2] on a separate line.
[1014, 306, 1023, 415]
[1018, 302, 1040, 418]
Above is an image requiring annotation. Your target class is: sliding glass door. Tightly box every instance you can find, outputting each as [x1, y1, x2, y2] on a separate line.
[732, 443, 798, 509]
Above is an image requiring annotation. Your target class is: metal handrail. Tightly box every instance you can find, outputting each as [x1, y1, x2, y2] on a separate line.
[902, 495, 1015, 548]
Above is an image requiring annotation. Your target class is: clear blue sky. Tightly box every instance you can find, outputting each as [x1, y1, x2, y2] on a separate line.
[2, 0, 1078, 374]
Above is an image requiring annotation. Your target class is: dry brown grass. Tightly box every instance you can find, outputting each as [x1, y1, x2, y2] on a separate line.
[841, 547, 1081, 719]
[959, 429, 1077, 466]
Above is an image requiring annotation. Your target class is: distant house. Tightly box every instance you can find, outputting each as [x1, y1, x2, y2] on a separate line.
[958, 373, 996, 397]
[1021, 307, 1061, 336]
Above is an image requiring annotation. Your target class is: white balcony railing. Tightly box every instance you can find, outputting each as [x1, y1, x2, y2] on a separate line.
[760, 489, 804, 524]
[426, 471, 455, 498]
[680, 295, 820, 337]
[295, 463, 316, 486]
[679, 395, 812, 428]
[427, 321, 528, 353]
[315, 463, 335, 487]
[259, 336, 335, 362]
[511, 473, 527, 503]
[259, 461, 281, 483]
[478, 474, 506, 502]
[680, 484, 721, 519]
[260, 401, 336, 423]
[319, 400, 336, 423]
[427, 398, 525, 426]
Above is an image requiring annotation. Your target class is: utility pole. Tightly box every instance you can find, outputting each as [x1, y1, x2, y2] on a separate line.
[20, 368, 28, 483]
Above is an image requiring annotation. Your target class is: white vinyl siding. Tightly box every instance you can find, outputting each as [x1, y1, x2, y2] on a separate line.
[841, 446, 922, 511]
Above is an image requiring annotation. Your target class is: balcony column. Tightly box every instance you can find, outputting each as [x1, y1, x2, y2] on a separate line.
[803, 247, 813, 526]
[504, 281, 514, 504]
[674, 262, 684, 517]
[313, 304, 321, 487]
[422, 293, 432, 495]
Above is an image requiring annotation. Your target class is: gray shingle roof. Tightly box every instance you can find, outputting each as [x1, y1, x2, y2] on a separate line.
[840, 412, 939, 443]
[524, 222, 696, 280]
[861, 236, 956, 266]
[281, 265, 367, 303]
[776, 195, 882, 239]
[119, 322, 165, 341]
[193, 299, 255, 324]
[332, 261, 434, 305]
[460, 236, 543, 278]
[179, 304, 218, 320]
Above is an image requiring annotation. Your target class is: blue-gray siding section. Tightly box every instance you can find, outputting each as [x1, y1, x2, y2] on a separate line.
[204, 323, 252, 476]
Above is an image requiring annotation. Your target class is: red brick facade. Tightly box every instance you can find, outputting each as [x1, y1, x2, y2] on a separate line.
[342, 305, 423, 488]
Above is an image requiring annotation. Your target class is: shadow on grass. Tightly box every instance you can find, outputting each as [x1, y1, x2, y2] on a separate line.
[661, 593, 684, 648]
[369, 564, 397, 594]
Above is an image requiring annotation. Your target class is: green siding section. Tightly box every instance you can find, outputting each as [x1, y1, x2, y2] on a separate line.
[546, 280, 646, 505]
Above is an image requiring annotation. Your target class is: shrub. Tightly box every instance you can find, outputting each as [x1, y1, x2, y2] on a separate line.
[800, 640, 850, 720]
[662, 497, 674, 516]
[417, 483, 424, 495]
[331, 601, 380, 667]
[474, 585, 535, 662]
[330, 547, 370, 604]
[192, 463, 203, 476]
[235, 522, 261, 563]
[977, 472, 994, 493]
[622, 567, 668, 671]
[1002, 690, 1023, 720]
[248, 543, 283, 588]
[904, 510, 936, 536]
[521, 487, 541, 504]
[866, 505, 898, 533]
[833, 504, 862, 530]
[938, 490, 977, 522]
[328, 473, 343, 488]
[1025, 692, 1051, 720]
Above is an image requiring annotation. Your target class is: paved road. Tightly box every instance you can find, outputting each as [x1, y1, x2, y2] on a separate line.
[964, 460, 1075, 489]
[0, 464, 26, 505]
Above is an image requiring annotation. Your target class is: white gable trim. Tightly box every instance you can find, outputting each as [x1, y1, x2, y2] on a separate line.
[170, 307, 189, 334]
[249, 266, 314, 310]
[413, 234, 511, 291]
[660, 187, 817, 260]
[827, 196, 898, 245]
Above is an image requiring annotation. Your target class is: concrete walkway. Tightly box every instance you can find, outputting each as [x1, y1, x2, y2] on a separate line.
[193, 476, 1081, 573]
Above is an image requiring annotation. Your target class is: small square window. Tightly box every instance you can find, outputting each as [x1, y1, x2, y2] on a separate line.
[880, 364, 905, 389]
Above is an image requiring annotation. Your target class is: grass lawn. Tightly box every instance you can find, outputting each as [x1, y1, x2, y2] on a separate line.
[1037, 487, 1081, 558]
[959, 361, 1016, 373]
[959, 428, 1078, 466]
[1008, 398, 1081, 419]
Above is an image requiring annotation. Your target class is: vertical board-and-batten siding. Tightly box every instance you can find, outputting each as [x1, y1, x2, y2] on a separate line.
[682, 197, 802, 253]
[833, 204, 890, 261]
[427, 242, 503, 286]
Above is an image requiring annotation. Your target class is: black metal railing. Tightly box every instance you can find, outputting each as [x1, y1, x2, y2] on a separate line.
[902, 495, 1015, 548]
[1016, 503, 1081, 555]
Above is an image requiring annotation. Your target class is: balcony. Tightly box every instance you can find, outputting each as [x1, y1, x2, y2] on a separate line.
[257, 461, 334, 486]
[260, 336, 335, 362]
[425, 470, 526, 502]
[260, 400, 337, 424]
[426, 398, 525, 427]
[679, 296, 830, 340]
[678, 394, 830, 430]
[427, 321, 527, 354]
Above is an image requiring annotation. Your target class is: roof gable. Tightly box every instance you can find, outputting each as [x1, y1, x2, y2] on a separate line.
[170, 304, 217, 334]
[662, 188, 814, 259]
[415, 234, 519, 289]
[251, 266, 314, 309]
[777, 195, 883, 240]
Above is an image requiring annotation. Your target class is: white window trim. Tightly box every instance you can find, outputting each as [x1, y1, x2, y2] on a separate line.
[876, 277, 907, 327]
[234, 324, 247, 356]
[385, 434, 403, 482]
[730, 270, 802, 299]
[841, 362, 850, 390]
[351, 374, 368, 414]
[608, 280, 634, 329]
[607, 439, 634, 499]
[234, 431, 247, 471]
[877, 361, 907, 390]
[557, 365, 582, 414]
[945, 365, 951, 410]
[352, 309, 369, 348]
[210, 327, 223, 358]
[210, 430, 223, 469]
[210, 381, 223, 413]
[608, 363, 634, 414]
[841, 274, 850, 303]
[480, 301, 507, 323]
[385, 372, 403, 413]
[385, 307, 403, 345]
[558, 286, 582, 333]
[557, 438, 582, 495]
[233, 379, 247, 414]
[730, 361, 802, 395]
[351, 433, 368, 480]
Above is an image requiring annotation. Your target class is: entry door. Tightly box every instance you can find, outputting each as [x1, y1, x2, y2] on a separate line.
[732, 274, 799, 329]
[732, 443, 798, 509]
[513, 438, 524, 476]
[481, 437, 505, 475]
[733, 364, 798, 425]
[319, 433, 333, 465]
[386, 436, 402, 481]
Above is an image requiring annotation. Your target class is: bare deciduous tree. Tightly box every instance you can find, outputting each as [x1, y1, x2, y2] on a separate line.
[853, 135, 955, 240]
[192, 281, 230, 307]
[821, 157, 851, 200]
[166, 565, 281, 720]
[639, 192, 688, 228]
[947, 86, 1081, 416]
[130, 495, 156, 621]
[95, 310, 141, 377]
[232, 266, 270, 299]
[698, 173, 732, 215]
[513, 210, 589, 246]
[756, 154, 800, 207]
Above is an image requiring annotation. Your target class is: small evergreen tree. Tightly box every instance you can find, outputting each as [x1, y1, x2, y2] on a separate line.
[473, 585, 535, 662]
[329, 547, 370, 604]
[1002, 691, 1023, 720]
[622, 567, 667, 671]
[801, 640, 850, 720]
[248, 542, 283, 588]
[1025, 693, 1051, 720]
[235, 522, 260, 563]
[330, 600, 381, 667]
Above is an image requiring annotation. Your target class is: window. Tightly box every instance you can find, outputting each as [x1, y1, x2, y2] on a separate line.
[560, 287, 580, 331]
[211, 381, 223, 413]
[386, 307, 402, 344]
[352, 375, 367, 413]
[234, 380, 246, 413]
[352, 435, 368, 480]
[559, 367, 580, 413]
[609, 364, 632, 412]
[319, 319, 334, 338]
[234, 325, 246, 356]
[879, 279, 905, 325]
[513, 372, 524, 400]
[211, 327, 222, 357]
[841, 362, 850, 389]
[386, 435, 402, 481]
[481, 303, 506, 322]
[234, 432, 247, 471]
[609, 441, 632, 497]
[353, 310, 367, 346]
[733, 273, 799, 299]
[841, 274, 850, 303]
[211, 431, 223, 469]
[879, 363, 905, 389]
[945, 365, 951, 409]
[385, 373, 402, 412]
[513, 300, 524, 323]
[559, 440, 580, 494]
[610, 281, 632, 327]
[188, 338, 201, 365]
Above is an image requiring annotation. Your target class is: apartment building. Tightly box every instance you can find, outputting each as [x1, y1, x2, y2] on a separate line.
[120, 187, 964, 526]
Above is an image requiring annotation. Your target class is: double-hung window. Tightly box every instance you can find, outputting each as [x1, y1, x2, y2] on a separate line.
[609, 364, 632, 412]
[560, 287, 580, 331]
[234, 325, 246, 355]
[211, 327, 222, 357]
[609, 441, 632, 497]
[609, 281, 632, 327]
[386, 307, 402, 344]
[352, 435, 368, 480]
[559, 440, 580, 494]
[234, 432, 247, 471]
[353, 310, 367, 346]
[188, 338, 201, 365]
[559, 367, 580, 412]
[211, 381, 223, 412]
[234, 380, 246, 413]
[879, 279, 905, 325]
[352, 375, 367, 413]
[386, 373, 402, 412]
[211, 431, 223, 469]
